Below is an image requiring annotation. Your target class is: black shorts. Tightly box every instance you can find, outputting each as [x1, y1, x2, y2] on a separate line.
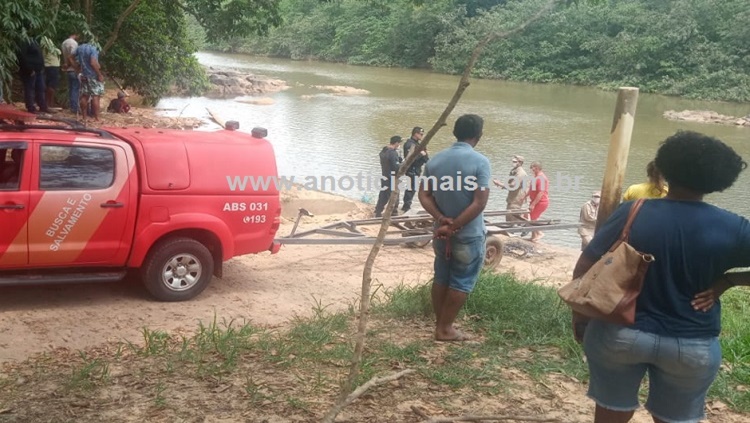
[45, 67, 60, 89]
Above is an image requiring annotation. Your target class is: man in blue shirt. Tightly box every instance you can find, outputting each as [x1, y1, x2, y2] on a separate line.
[74, 41, 104, 120]
[418, 114, 491, 341]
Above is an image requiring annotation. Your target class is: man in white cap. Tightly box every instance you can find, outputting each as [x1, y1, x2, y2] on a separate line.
[578, 191, 600, 250]
[493, 154, 528, 224]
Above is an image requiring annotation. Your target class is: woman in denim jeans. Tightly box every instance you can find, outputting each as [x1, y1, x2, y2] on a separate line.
[573, 130, 750, 423]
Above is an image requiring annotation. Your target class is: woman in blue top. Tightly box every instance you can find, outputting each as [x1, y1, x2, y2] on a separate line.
[573, 130, 750, 423]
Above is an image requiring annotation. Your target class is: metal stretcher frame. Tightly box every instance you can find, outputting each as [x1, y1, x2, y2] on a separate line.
[275, 208, 582, 246]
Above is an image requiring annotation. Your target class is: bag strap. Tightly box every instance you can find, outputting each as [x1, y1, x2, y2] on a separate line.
[608, 198, 646, 252]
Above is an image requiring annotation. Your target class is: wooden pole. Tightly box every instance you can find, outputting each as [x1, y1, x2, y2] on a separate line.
[595, 87, 639, 232]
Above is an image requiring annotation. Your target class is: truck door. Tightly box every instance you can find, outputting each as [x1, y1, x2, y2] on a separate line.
[0, 141, 30, 267]
[27, 141, 133, 266]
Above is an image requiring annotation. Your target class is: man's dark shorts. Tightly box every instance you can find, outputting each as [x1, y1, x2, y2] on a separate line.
[45, 67, 60, 90]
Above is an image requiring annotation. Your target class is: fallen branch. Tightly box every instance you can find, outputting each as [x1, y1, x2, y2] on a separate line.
[321, 369, 414, 422]
[425, 415, 560, 423]
[206, 107, 225, 128]
[411, 405, 430, 419]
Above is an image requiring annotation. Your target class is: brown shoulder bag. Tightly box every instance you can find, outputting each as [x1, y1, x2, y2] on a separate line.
[558, 198, 655, 326]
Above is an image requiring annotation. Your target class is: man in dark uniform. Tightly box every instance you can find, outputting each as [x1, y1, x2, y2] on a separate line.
[16, 38, 49, 114]
[374, 135, 403, 217]
[401, 126, 429, 213]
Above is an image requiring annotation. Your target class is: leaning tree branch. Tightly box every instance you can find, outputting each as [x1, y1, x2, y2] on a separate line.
[102, 0, 143, 54]
[320, 1, 560, 422]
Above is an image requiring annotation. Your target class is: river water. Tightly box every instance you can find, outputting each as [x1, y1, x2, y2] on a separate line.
[157, 51, 750, 250]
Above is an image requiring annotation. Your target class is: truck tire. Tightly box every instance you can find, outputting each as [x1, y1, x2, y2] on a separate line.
[141, 237, 215, 302]
[483, 235, 504, 270]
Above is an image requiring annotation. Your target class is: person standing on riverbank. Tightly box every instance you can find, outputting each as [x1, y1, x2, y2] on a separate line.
[16, 37, 49, 114]
[623, 160, 668, 200]
[574, 130, 750, 423]
[43, 42, 61, 109]
[493, 154, 528, 223]
[75, 40, 104, 121]
[523, 161, 549, 242]
[61, 32, 79, 114]
[418, 114, 491, 342]
[402, 126, 429, 213]
[374, 135, 403, 217]
[578, 191, 600, 250]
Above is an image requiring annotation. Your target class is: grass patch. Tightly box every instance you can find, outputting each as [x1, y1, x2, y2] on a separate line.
[65, 351, 110, 391]
[373, 271, 588, 383]
[372, 281, 432, 319]
[372, 271, 750, 411]
[710, 288, 750, 410]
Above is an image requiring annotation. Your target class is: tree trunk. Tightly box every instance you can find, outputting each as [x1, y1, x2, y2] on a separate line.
[84, 0, 93, 25]
[102, 0, 143, 54]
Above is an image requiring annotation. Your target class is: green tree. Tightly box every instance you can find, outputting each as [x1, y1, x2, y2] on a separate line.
[222, 0, 750, 103]
[0, 0, 285, 104]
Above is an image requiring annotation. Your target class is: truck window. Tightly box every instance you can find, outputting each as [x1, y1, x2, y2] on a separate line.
[0, 147, 24, 191]
[39, 145, 115, 190]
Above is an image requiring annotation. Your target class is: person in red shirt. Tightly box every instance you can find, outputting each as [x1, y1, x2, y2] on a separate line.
[523, 161, 549, 242]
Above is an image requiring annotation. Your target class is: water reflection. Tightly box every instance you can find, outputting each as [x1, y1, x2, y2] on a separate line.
[40, 146, 115, 190]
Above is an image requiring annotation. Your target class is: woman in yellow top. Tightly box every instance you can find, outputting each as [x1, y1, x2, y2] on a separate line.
[623, 160, 668, 200]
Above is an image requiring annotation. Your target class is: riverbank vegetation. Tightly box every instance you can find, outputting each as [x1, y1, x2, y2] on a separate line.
[1, 272, 748, 420]
[0, 0, 283, 105]
[205, 0, 750, 103]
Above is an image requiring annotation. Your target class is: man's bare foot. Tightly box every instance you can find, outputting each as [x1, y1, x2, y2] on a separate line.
[530, 233, 545, 242]
[435, 329, 473, 342]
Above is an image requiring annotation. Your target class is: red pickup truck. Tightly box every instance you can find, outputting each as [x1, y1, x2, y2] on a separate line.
[0, 106, 281, 301]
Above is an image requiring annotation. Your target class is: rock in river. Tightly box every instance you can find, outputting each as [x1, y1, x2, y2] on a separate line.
[204, 67, 289, 98]
[663, 110, 750, 127]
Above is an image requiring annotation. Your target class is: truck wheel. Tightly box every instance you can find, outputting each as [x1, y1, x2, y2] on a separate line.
[141, 237, 214, 302]
[483, 236, 504, 270]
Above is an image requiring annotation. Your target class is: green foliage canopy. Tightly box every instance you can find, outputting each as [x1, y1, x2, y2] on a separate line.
[215, 0, 749, 103]
[0, 0, 285, 105]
